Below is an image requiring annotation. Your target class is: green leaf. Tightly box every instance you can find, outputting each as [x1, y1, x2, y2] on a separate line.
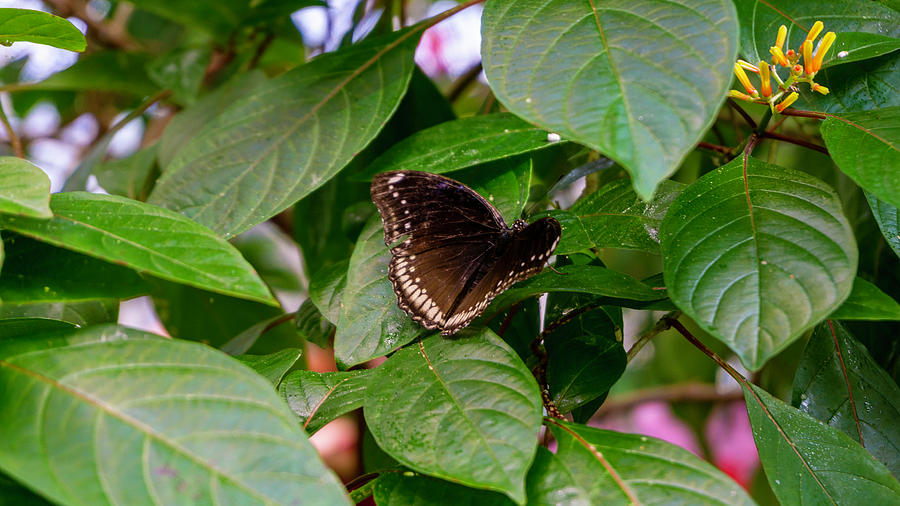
[0, 234, 147, 303]
[821, 107, 900, 208]
[0, 300, 118, 326]
[151, 280, 294, 350]
[540, 179, 684, 255]
[0, 8, 85, 51]
[236, 348, 302, 387]
[798, 52, 900, 113]
[481, 0, 739, 199]
[868, 191, 900, 257]
[146, 46, 211, 106]
[365, 330, 541, 504]
[373, 472, 514, 505]
[333, 217, 421, 369]
[0, 324, 350, 505]
[732, 0, 900, 64]
[125, 0, 246, 37]
[308, 259, 349, 325]
[0, 317, 76, 339]
[0, 157, 51, 218]
[356, 113, 557, 181]
[294, 299, 335, 349]
[744, 382, 900, 504]
[484, 264, 667, 323]
[157, 70, 267, 169]
[820, 32, 900, 69]
[524, 447, 591, 505]
[149, 28, 422, 239]
[660, 157, 857, 370]
[15, 51, 156, 96]
[230, 222, 305, 303]
[830, 277, 900, 320]
[280, 369, 369, 434]
[93, 144, 158, 201]
[0, 192, 276, 306]
[793, 321, 900, 477]
[544, 419, 754, 504]
[0, 470, 52, 505]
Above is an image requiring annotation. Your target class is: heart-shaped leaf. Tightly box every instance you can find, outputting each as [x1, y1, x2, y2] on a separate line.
[829, 277, 900, 321]
[0, 157, 51, 219]
[0, 7, 86, 51]
[365, 330, 541, 504]
[0, 324, 349, 505]
[732, 0, 899, 64]
[149, 28, 422, 238]
[744, 382, 900, 503]
[793, 321, 900, 477]
[868, 191, 900, 257]
[660, 157, 857, 370]
[821, 106, 900, 208]
[280, 370, 369, 434]
[544, 419, 754, 504]
[356, 113, 557, 180]
[482, 0, 739, 198]
[0, 192, 276, 306]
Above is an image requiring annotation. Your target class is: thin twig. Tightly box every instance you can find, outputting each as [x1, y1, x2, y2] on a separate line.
[696, 141, 733, 156]
[247, 32, 276, 70]
[779, 108, 828, 120]
[497, 302, 521, 337]
[447, 63, 483, 103]
[0, 94, 23, 158]
[761, 130, 828, 154]
[626, 310, 679, 362]
[727, 98, 757, 129]
[597, 382, 744, 416]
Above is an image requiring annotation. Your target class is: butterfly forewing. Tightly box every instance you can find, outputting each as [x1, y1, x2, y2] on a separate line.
[371, 170, 561, 335]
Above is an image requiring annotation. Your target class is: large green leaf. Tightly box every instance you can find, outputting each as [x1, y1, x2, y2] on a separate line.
[373, 473, 514, 505]
[481, 0, 739, 199]
[541, 179, 684, 254]
[356, 113, 557, 180]
[0, 157, 51, 218]
[0, 234, 147, 303]
[0, 8, 85, 51]
[333, 218, 421, 369]
[12, 52, 156, 96]
[0, 324, 349, 505]
[660, 157, 857, 370]
[293, 299, 334, 348]
[732, 0, 900, 64]
[146, 46, 211, 106]
[744, 382, 900, 504]
[821, 107, 900, 209]
[0, 192, 276, 306]
[280, 370, 369, 434]
[149, 28, 422, 239]
[524, 447, 591, 505]
[0, 317, 76, 339]
[868, 191, 900, 257]
[0, 300, 118, 326]
[544, 419, 754, 504]
[829, 277, 900, 320]
[365, 331, 541, 504]
[793, 321, 900, 477]
[308, 259, 349, 325]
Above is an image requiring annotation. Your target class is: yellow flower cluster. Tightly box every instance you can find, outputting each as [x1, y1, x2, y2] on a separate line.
[730, 21, 836, 113]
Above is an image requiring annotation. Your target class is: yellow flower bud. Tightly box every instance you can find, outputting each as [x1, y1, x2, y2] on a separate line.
[802, 40, 814, 74]
[769, 46, 789, 67]
[776, 92, 799, 112]
[737, 60, 760, 73]
[774, 25, 787, 50]
[729, 90, 754, 101]
[733, 62, 757, 95]
[812, 83, 830, 95]
[812, 32, 836, 72]
[805, 21, 824, 44]
[759, 61, 772, 97]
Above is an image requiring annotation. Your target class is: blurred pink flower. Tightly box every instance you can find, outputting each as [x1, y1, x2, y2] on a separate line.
[592, 401, 703, 456]
[705, 401, 759, 488]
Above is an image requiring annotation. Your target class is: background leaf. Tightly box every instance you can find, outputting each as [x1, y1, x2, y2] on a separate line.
[373, 472, 514, 505]
[482, 0, 739, 198]
[0, 8, 85, 51]
[0, 324, 350, 505]
[0, 300, 118, 327]
[0, 157, 51, 218]
[868, 191, 900, 257]
[93, 144, 158, 201]
[545, 419, 754, 504]
[149, 28, 422, 238]
[744, 382, 900, 504]
[829, 277, 900, 320]
[365, 330, 541, 503]
[0, 192, 276, 306]
[236, 348, 302, 386]
[660, 157, 858, 370]
[821, 107, 900, 208]
[793, 321, 900, 477]
[798, 52, 900, 113]
[280, 370, 369, 434]
[13, 52, 156, 96]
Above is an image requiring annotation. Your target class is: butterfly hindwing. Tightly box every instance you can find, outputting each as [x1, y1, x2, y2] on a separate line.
[371, 170, 561, 335]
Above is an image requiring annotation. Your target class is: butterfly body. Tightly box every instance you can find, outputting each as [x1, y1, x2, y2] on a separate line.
[371, 170, 561, 335]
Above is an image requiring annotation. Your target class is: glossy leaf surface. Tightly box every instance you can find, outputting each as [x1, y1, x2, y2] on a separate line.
[365, 330, 541, 503]
[661, 157, 857, 369]
[482, 0, 739, 198]
[236, 348, 302, 386]
[0, 8, 85, 51]
[829, 277, 900, 320]
[280, 370, 369, 434]
[0, 157, 51, 219]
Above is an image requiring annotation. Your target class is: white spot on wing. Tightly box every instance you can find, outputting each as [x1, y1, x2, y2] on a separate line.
[388, 174, 405, 184]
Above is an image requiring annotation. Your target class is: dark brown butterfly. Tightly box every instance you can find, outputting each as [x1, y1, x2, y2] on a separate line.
[371, 170, 561, 335]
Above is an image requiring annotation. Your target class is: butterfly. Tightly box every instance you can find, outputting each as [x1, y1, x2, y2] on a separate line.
[371, 170, 561, 335]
